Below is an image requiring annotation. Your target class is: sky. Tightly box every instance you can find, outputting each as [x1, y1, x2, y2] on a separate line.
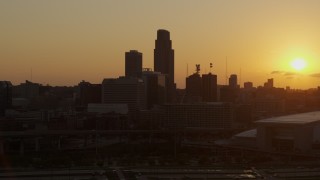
[1, 0, 320, 89]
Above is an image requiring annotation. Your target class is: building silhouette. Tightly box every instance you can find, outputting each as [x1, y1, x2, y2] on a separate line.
[13, 80, 40, 100]
[229, 74, 238, 88]
[141, 68, 167, 109]
[186, 73, 202, 103]
[76, 81, 101, 108]
[154, 29, 175, 102]
[0, 81, 12, 116]
[125, 50, 142, 78]
[244, 82, 253, 89]
[254, 85, 286, 118]
[102, 77, 146, 113]
[202, 73, 218, 102]
[219, 74, 239, 102]
[264, 78, 274, 88]
[220, 85, 239, 103]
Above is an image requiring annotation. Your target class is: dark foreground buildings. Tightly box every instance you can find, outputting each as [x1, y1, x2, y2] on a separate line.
[0, 81, 12, 116]
[76, 81, 101, 108]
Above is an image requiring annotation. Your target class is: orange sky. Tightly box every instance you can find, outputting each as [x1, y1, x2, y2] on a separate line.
[1, 0, 320, 89]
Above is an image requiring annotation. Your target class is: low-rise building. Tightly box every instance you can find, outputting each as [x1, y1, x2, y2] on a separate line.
[162, 102, 233, 130]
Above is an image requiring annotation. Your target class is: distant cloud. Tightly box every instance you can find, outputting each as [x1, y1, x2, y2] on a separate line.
[310, 73, 320, 78]
[284, 72, 299, 76]
[271, 71, 283, 74]
[270, 71, 301, 77]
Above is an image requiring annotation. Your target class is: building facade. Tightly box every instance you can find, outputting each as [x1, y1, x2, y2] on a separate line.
[162, 103, 233, 130]
[76, 81, 101, 107]
[256, 111, 320, 153]
[202, 73, 218, 102]
[13, 80, 40, 100]
[154, 29, 175, 102]
[229, 74, 238, 89]
[142, 69, 167, 109]
[125, 50, 143, 78]
[0, 81, 12, 116]
[102, 77, 146, 112]
[186, 73, 202, 103]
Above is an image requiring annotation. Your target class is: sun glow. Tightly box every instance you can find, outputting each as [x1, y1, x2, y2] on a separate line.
[291, 58, 307, 71]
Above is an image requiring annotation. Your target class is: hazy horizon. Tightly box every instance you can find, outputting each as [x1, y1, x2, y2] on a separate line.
[1, 0, 320, 89]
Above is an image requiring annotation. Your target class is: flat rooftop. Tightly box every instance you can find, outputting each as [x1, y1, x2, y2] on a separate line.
[256, 111, 320, 125]
[234, 129, 256, 138]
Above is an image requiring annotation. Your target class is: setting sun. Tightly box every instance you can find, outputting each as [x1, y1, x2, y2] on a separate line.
[291, 58, 307, 71]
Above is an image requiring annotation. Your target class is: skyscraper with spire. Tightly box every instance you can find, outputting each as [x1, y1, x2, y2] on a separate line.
[154, 29, 175, 102]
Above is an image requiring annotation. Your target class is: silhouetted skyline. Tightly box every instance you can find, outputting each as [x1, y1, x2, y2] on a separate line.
[1, 0, 320, 89]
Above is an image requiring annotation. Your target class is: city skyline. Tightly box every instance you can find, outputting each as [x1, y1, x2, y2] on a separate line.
[1, 0, 320, 89]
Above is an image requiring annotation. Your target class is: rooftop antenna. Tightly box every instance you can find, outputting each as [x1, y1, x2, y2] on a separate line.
[187, 63, 189, 77]
[196, 64, 200, 74]
[210, 62, 213, 73]
[240, 68, 242, 88]
[225, 56, 228, 85]
[30, 68, 33, 82]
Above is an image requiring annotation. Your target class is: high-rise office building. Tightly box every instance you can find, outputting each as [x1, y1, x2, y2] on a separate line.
[202, 73, 218, 102]
[142, 69, 167, 109]
[186, 73, 202, 102]
[0, 81, 12, 116]
[229, 74, 238, 88]
[125, 50, 142, 78]
[102, 77, 146, 112]
[13, 80, 39, 99]
[244, 82, 253, 89]
[76, 81, 101, 107]
[154, 29, 175, 102]
[264, 78, 274, 88]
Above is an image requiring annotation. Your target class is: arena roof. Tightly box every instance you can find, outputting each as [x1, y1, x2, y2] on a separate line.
[256, 111, 320, 125]
[234, 129, 257, 139]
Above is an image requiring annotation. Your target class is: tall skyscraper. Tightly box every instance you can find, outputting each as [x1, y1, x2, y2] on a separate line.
[125, 50, 142, 78]
[202, 73, 218, 102]
[154, 29, 175, 102]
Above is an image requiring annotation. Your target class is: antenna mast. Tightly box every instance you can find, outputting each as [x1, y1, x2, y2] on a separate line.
[187, 63, 189, 77]
[196, 64, 200, 74]
[225, 56, 228, 85]
[31, 68, 33, 81]
[240, 68, 242, 88]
